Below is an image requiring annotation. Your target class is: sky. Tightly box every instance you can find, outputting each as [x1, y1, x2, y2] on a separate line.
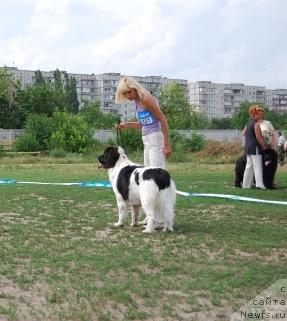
[1, 0, 287, 89]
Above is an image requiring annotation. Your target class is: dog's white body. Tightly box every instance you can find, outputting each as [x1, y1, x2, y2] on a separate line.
[99, 147, 176, 233]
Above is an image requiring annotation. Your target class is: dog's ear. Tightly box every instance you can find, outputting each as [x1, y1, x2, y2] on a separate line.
[105, 147, 120, 168]
[117, 146, 126, 156]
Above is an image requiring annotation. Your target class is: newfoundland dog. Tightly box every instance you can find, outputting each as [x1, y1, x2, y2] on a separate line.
[98, 146, 176, 233]
[234, 148, 278, 189]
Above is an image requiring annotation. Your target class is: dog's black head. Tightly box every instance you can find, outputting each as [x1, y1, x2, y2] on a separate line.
[98, 146, 122, 169]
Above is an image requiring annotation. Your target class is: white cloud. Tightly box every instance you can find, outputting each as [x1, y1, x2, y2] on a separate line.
[0, 0, 287, 88]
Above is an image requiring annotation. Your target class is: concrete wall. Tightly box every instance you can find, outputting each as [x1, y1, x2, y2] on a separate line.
[1, 129, 244, 146]
[93, 129, 244, 143]
[0, 129, 24, 149]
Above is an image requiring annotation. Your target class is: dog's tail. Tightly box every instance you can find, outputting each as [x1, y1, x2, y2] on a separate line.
[158, 179, 176, 231]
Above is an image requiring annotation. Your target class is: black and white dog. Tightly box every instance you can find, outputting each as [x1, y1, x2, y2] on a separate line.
[98, 146, 176, 233]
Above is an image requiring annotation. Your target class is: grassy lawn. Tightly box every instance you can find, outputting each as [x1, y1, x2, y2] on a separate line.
[0, 159, 286, 321]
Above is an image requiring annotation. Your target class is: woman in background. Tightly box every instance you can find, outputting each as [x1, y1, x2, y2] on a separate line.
[242, 105, 268, 189]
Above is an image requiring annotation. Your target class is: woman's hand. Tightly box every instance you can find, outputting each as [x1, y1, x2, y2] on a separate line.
[164, 144, 172, 158]
[115, 122, 125, 129]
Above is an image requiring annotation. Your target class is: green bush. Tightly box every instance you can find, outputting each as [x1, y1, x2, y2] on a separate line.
[47, 112, 93, 153]
[170, 130, 186, 152]
[25, 114, 55, 150]
[116, 128, 143, 153]
[170, 130, 205, 153]
[15, 132, 41, 152]
[184, 132, 206, 152]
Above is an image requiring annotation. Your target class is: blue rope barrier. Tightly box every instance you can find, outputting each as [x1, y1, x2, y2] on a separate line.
[1, 178, 287, 205]
[176, 190, 287, 205]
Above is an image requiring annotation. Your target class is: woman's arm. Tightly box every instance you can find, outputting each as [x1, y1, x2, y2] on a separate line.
[116, 122, 141, 129]
[254, 122, 267, 150]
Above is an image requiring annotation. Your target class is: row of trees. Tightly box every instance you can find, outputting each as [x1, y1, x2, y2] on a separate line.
[0, 67, 81, 128]
[1, 67, 287, 130]
[1, 67, 287, 153]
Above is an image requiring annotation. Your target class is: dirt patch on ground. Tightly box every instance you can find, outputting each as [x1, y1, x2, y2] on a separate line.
[0, 275, 241, 321]
[0, 276, 53, 321]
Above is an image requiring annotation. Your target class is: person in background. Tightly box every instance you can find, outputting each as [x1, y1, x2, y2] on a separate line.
[115, 76, 171, 169]
[242, 105, 268, 189]
[277, 132, 285, 166]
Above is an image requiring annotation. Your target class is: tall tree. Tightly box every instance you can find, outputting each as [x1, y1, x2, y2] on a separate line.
[34, 70, 46, 85]
[190, 110, 210, 129]
[265, 109, 287, 129]
[0, 67, 26, 128]
[80, 100, 118, 129]
[53, 69, 67, 112]
[231, 100, 256, 129]
[159, 82, 192, 129]
[18, 84, 57, 117]
[64, 72, 79, 114]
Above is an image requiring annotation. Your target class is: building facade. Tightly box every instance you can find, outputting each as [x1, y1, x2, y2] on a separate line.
[4, 67, 188, 121]
[3, 66, 287, 120]
[272, 89, 287, 114]
[188, 81, 280, 119]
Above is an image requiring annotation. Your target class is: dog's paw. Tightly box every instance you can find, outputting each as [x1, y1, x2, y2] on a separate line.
[130, 223, 139, 227]
[163, 227, 174, 232]
[114, 222, 124, 227]
[142, 228, 154, 233]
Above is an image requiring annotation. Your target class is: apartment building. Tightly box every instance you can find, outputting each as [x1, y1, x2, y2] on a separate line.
[5, 66, 98, 104]
[4, 66, 286, 120]
[272, 89, 287, 114]
[188, 81, 225, 119]
[4, 67, 187, 121]
[189, 81, 279, 119]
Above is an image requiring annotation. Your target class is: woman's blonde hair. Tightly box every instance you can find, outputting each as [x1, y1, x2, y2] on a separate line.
[115, 77, 147, 103]
[248, 104, 264, 117]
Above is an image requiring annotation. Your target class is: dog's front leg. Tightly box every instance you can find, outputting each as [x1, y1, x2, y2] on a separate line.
[142, 215, 155, 233]
[130, 205, 141, 227]
[114, 199, 128, 227]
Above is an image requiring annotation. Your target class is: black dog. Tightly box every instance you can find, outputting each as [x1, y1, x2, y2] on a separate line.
[234, 149, 278, 189]
[262, 148, 278, 189]
[234, 154, 247, 187]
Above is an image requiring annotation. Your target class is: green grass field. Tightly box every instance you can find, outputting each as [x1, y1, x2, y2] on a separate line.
[0, 160, 286, 321]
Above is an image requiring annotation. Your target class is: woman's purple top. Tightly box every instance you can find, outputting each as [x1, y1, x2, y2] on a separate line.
[135, 98, 161, 136]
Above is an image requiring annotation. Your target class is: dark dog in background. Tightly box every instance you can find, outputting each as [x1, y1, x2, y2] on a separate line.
[234, 154, 247, 187]
[262, 148, 278, 189]
[234, 149, 278, 189]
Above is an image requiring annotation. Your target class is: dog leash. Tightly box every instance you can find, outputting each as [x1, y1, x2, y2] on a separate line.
[116, 119, 128, 155]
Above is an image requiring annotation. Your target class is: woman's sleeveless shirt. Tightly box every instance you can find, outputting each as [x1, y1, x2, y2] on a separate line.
[135, 98, 161, 135]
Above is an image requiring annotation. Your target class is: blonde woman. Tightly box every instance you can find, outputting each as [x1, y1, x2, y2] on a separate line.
[242, 105, 268, 189]
[115, 76, 171, 169]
